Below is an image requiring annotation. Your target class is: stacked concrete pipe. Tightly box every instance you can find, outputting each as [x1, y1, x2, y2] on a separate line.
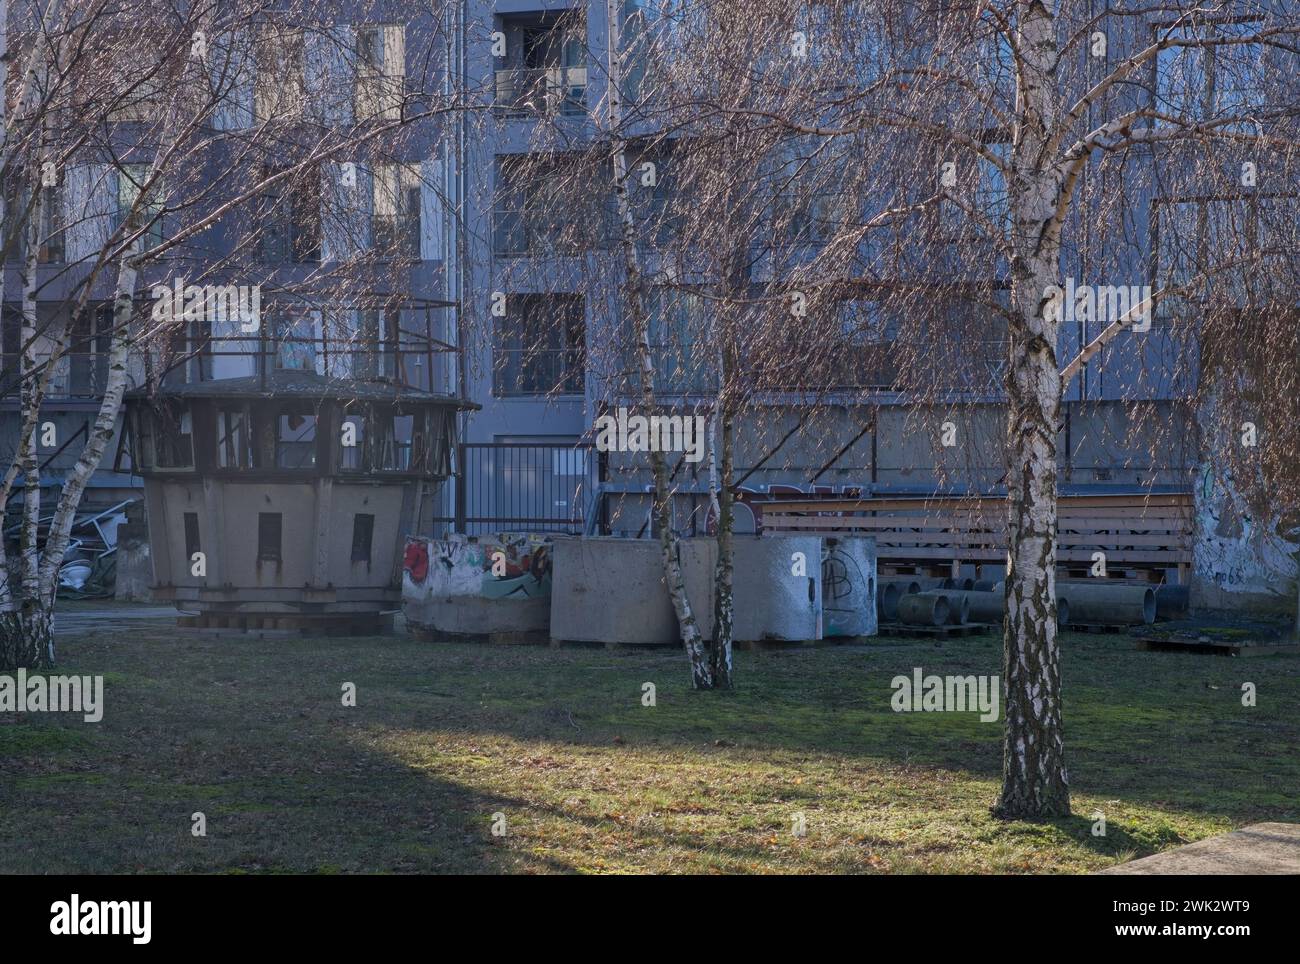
[918, 590, 971, 625]
[878, 579, 921, 621]
[898, 593, 950, 626]
[1057, 582, 1156, 625]
[926, 584, 1069, 627]
[925, 589, 1000, 623]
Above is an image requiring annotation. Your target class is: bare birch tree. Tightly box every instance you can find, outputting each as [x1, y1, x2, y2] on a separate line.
[492, 0, 1300, 809]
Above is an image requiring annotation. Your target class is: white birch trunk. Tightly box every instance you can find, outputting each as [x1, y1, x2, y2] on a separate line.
[35, 257, 138, 597]
[710, 405, 735, 688]
[994, 0, 1070, 818]
[18, 188, 45, 601]
[605, 0, 711, 688]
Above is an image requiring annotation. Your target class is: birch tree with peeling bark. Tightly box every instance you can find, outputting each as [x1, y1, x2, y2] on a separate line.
[502, 0, 1300, 799]
[605, 0, 713, 687]
[677, 0, 1299, 817]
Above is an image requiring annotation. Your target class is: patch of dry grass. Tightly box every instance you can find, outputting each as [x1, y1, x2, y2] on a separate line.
[1, 620, 1295, 873]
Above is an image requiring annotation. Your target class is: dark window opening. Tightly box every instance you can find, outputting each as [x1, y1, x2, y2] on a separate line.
[260, 164, 321, 263]
[257, 512, 282, 562]
[183, 512, 202, 560]
[493, 154, 611, 255]
[493, 12, 586, 116]
[351, 513, 375, 562]
[215, 404, 255, 468]
[2, 170, 64, 264]
[276, 410, 318, 469]
[494, 293, 585, 396]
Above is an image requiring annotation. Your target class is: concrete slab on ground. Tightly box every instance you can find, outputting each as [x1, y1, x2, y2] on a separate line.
[54, 607, 178, 638]
[1099, 823, 1300, 875]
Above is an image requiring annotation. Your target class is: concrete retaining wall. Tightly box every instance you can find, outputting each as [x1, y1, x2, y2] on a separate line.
[549, 537, 680, 644]
[1191, 462, 1298, 614]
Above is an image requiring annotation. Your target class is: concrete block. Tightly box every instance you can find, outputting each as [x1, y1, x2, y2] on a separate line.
[682, 535, 823, 642]
[550, 537, 679, 644]
[822, 536, 878, 637]
[403, 534, 552, 636]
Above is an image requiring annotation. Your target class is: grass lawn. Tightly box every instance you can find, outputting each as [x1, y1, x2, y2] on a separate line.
[1, 620, 1297, 874]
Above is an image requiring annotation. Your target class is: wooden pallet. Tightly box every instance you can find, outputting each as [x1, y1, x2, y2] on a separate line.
[1063, 622, 1132, 634]
[1135, 635, 1300, 657]
[878, 622, 994, 638]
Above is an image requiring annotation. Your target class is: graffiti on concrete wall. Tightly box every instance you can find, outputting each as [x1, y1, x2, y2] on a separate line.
[821, 538, 877, 637]
[1194, 463, 1298, 602]
[404, 534, 552, 601]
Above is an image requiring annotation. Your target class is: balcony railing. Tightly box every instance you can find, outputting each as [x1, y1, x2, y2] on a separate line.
[494, 66, 587, 117]
[0, 352, 109, 400]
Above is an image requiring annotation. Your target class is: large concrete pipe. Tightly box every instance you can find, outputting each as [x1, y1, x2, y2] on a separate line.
[913, 577, 948, 590]
[919, 590, 971, 625]
[898, 593, 950, 626]
[941, 577, 976, 591]
[879, 580, 920, 621]
[964, 587, 1067, 625]
[972, 579, 998, 592]
[1057, 582, 1155, 625]
[876, 582, 902, 621]
[884, 579, 921, 597]
[928, 589, 1001, 623]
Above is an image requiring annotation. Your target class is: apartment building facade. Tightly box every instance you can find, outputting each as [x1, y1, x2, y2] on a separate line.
[3, 2, 1295, 606]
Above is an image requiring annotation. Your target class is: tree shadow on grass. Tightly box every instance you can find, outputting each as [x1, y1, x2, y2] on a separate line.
[13, 625, 1295, 872]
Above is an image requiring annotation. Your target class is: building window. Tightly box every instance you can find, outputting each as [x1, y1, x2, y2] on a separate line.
[337, 405, 436, 474]
[255, 25, 305, 122]
[493, 12, 586, 116]
[1153, 194, 1294, 320]
[3, 172, 64, 264]
[183, 512, 202, 560]
[353, 309, 401, 380]
[141, 402, 194, 470]
[493, 154, 609, 255]
[273, 312, 318, 371]
[372, 164, 421, 260]
[351, 513, 374, 562]
[115, 164, 164, 250]
[355, 25, 405, 121]
[646, 288, 712, 394]
[257, 512, 282, 562]
[494, 294, 585, 396]
[108, 71, 165, 124]
[69, 305, 111, 394]
[1155, 20, 1264, 128]
[276, 411, 317, 469]
[773, 137, 852, 247]
[215, 404, 255, 468]
[340, 413, 365, 470]
[260, 164, 321, 262]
